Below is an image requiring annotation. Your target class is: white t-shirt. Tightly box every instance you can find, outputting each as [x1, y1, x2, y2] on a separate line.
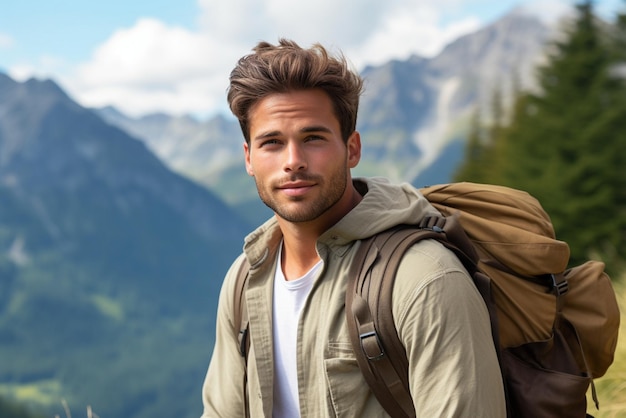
[272, 244, 323, 418]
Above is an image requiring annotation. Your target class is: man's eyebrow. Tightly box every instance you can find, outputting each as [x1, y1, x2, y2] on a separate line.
[252, 125, 333, 142]
[253, 130, 281, 141]
[301, 125, 332, 134]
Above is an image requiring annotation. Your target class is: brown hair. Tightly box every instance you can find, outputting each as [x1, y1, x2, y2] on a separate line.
[227, 38, 363, 143]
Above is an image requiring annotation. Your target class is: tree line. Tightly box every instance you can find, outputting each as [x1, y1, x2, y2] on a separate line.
[454, 0, 626, 274]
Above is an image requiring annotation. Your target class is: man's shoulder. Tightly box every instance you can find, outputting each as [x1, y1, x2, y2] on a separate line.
[398, 238, 467, 274]
[391, 238, 475, 299]
[389, 238, 484, 325]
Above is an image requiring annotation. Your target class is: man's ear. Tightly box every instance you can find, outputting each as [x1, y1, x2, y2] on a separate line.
[244, 142, 254, 176]
[347, 131, 361, 169]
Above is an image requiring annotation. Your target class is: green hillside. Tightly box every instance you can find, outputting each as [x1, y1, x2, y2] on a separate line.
[0, 74, 249, 418]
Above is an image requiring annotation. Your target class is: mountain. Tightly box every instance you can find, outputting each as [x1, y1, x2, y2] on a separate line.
[358, 8, 553, 182]
[0, 73, 252, 418]
[97, 9, 554, 207]
[96, 106, 243, 185]
[95, 106, 273, 225]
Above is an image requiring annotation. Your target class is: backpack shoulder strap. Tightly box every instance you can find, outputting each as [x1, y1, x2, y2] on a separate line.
[233, 257, 251, 358]
[233, 257, 252, 416]
[345, 214, 492, 418]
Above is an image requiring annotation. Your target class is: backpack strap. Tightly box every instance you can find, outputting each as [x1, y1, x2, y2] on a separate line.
[234, 257, 251, 358]
[346, 213, 497, 418]
[233, 258, 251, 417]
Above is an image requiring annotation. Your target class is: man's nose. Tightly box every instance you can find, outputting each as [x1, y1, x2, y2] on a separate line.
[284, 141, 307, 172]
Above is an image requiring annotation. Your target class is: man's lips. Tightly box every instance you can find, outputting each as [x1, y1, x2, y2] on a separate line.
[277, 181, 315, 197]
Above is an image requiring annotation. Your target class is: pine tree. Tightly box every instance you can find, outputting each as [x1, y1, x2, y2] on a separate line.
[464, 1, 626, 270]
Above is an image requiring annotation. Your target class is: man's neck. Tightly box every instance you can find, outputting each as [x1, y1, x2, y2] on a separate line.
[278, 223, 322, 280]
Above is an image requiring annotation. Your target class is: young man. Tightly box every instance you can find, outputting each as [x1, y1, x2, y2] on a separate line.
[201, 39, 506, 417]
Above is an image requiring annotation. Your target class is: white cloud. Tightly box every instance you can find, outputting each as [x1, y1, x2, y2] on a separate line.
[348, 11, 481, 68]
[197, 0, 387, 49]
[515, 0, 572, 24]
[195, 0, 480, 67]
[59, 0, 508, 118]
[64, 18, 236, 117]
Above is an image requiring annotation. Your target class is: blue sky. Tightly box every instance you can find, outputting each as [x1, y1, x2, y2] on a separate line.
[1, 0, 623, 118]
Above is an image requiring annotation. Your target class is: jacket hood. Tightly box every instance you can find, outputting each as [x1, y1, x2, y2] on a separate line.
[242, 177, 439, 266]
[322, 177, 440, 243]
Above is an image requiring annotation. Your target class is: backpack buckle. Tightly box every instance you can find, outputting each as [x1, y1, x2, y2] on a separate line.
[360, 330, 385, 361]
[551, 274, 569, 296]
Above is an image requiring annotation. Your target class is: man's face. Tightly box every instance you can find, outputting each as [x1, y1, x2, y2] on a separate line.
[244, 89, 361, 224]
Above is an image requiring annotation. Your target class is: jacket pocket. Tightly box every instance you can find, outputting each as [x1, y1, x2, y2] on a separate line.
[324, 342, 387, 418]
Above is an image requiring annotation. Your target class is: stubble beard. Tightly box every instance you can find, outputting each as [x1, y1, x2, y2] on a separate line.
[255, 167, 349, 223]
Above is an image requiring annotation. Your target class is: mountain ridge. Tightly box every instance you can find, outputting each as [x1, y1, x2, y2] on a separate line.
[0, 73, 251, 418]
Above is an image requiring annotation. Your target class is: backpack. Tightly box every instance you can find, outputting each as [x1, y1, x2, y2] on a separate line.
[233, 182, 620, 418]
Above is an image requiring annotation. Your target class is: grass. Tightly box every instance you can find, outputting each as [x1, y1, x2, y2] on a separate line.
[89, 294, 124, 322]
[54, 399, 100, 418]
[588, 271, 626, 418]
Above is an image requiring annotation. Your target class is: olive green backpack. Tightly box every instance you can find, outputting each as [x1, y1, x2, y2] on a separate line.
[234, 182, 620, 418]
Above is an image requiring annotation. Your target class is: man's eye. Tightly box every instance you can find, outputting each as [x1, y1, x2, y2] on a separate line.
[260, 139, 280, 147]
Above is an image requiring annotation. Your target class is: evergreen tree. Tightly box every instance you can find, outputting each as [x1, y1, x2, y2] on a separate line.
[462, 1, 626, 270]
[527, 2, 621, 268]
[454, 87, 508, 184]
[483, 86, 511, 185]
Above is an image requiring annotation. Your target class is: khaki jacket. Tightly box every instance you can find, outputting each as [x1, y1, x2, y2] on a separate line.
[201, 177, 506, 417]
